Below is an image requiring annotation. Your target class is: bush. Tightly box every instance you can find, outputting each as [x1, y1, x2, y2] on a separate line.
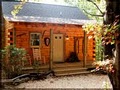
[32, 59, 41, 73]
[1, 45, 27, 79]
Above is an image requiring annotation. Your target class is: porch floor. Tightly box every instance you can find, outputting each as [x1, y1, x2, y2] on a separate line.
[22, 60, 95, 76]
[23, 60, 94, 70]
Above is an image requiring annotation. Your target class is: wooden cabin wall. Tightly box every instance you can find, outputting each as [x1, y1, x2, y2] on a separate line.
[4, 20, 14, 46]
[10, 22, 95, 65]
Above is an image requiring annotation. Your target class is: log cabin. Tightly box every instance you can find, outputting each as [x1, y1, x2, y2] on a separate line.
[2, 1, 96, 70]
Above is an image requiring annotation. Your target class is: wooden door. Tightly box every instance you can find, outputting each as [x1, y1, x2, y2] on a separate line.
[53, 34, 64, 62]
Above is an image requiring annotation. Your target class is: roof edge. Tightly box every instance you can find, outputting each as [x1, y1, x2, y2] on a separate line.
[4, 15, 96, 25]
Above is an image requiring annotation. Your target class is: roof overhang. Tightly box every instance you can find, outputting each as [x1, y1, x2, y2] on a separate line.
[4, 15, 96, 25]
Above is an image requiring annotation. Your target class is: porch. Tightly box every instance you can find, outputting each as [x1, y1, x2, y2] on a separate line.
[22, 60, 95, 76]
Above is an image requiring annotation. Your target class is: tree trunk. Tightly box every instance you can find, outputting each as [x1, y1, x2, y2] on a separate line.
[105, 0, 120, 90]
[0, 1, 2, 48]
[115, 41, 120, 89]
[0, 0, 3, 87]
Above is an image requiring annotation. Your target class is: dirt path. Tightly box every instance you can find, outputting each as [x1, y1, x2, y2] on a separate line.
[15, 74, 112, 89]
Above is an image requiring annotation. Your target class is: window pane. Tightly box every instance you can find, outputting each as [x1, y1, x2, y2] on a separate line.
[30, 33, 40, 46]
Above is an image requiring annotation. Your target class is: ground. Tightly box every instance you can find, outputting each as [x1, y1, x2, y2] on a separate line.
[15, 74, 113, 89]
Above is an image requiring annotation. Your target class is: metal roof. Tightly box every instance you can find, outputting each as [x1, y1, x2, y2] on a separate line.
[2, 1, 95, 25]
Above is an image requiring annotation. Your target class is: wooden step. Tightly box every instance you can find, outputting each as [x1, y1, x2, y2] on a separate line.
[54, 67, 87, 73]
[22, 66, 49, 74]
[55, 71, 91, 76]
[21, 62, 94, 75]
[53, 65, 92, 76]
[53, 62, 93, 68]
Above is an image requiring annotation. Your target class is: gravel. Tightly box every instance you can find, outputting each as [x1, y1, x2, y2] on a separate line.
[15, 74, 113, 89]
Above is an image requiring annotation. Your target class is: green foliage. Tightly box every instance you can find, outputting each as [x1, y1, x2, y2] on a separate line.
[82, 22, 120, 61]
[11, 0, 26, 18]
[95, 37, 104, 61]
[1, 45, 27, 78]
[32, 59, 41, 73]
[64, 0, 106, 22]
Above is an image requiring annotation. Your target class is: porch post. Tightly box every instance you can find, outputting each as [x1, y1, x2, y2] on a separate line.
[83, 31, 87, 67]
[49, 29, 53, 70]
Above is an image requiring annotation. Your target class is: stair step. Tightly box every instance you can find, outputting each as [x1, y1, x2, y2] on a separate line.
[21, 62, 94, 75]
[54, 66, 91, 76]
[54, 67, 87, 73]
[22, 67, 49, 74]
[55, 71, 91, 76]
[53, 63, 93, 68]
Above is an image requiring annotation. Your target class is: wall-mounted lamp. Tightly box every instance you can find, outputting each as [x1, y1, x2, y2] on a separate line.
[65, 35, 69, 40]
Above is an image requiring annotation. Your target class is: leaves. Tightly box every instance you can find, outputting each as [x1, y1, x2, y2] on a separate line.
[82, 22, 120, 45]
[1, 45, 27, 78]
[64, 0, 106, 22]
[11, 0, 26, 18]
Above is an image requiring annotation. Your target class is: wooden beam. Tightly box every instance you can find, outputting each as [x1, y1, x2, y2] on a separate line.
[49, 29, 53, 70]
[83, 31, 87, 67]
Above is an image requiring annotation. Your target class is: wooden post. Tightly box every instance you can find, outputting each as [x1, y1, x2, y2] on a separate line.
[49, 29, 53, 70]
[83, 31, 87, 67]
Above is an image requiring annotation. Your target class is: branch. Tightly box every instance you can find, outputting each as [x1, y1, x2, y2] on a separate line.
[83, 9, 103, 17]
[87, 0, 104, 15]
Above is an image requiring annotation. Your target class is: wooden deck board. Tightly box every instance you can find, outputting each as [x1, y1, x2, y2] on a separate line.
[22, 61, 95, 76]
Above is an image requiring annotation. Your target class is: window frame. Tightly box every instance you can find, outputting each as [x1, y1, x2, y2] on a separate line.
[30, 32, 41, 47]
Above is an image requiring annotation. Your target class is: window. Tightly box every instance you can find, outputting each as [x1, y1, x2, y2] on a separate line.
[30, 33, 40, 47]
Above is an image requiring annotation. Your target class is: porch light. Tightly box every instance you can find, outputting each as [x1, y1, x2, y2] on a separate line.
[65, 35, 69, 40]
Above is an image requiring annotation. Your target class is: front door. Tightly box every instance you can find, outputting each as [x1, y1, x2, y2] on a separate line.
[53, 34, 64, 62]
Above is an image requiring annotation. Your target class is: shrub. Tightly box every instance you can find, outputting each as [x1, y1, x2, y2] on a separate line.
[1, 45, 27, 79]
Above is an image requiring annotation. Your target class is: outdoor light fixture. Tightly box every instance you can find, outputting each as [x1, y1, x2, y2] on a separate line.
[65, 35, 69, 40]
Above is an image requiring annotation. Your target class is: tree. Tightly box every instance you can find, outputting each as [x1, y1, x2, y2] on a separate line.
[0, 1, 2, 48]
[64, 0, 105, 22]
[104, 0, 120, 90]
[0, 0, 3, 88]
